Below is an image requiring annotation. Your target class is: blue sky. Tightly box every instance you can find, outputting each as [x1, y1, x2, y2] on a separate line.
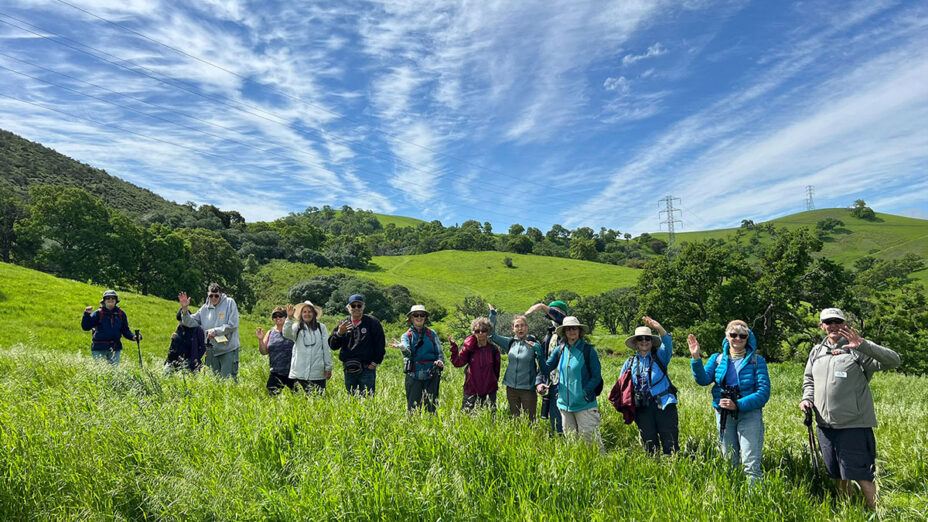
[1, 0, 926, 234]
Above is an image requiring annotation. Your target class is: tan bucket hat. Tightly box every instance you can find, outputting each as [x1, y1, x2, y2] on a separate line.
[625, 326, 662, 349]
[555, 316, 589, 337]
[294, 300, 323, 319]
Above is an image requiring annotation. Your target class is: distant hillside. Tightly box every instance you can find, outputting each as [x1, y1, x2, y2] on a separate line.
[654, 208, 928, 284]
[0, 128, 193, 220]
[251, 250, 640, 314]
[374, 213, 428, 228]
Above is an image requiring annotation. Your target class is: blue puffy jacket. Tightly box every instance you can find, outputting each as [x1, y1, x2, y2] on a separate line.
[691, 331, 771, 412]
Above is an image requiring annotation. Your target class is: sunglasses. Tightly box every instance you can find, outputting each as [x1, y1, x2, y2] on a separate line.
[350, 303, 364, 309]
[822, 318, 845, 325]
[208, 293, 221, 298]
[410, 313, 427, 318]
[728, 332, 748, 340]
[271, 313, 286, 319]
[636, 336, 652, 342]
[473, 328, 489, 334]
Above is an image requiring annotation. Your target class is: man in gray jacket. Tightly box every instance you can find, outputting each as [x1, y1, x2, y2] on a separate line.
[799, 307, 900, 511]
[178, 284, 240, 380]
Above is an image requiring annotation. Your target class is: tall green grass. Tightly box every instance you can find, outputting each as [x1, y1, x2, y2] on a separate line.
[0, 346, 925, 520]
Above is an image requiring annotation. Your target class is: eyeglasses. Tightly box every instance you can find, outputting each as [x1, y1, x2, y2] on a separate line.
[473, 328, 489, 334]
[728, 332, 748, 340]
[208, 293, 221, 298]
[636, 336, 652, 342]
[350, 303, 364, 309]
[410, 313, 427, 318]
[822, 318, 845, 325]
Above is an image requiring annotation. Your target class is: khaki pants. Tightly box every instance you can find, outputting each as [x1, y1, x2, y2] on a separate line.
[560, 407, 604, 453]
[506, 387, 538, 421]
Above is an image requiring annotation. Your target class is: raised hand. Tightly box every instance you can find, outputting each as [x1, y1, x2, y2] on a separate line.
[840, 326, 863, 349]
[488, 303, 497, 312]
[446, 333, 454, 344]
[286, 303, 296, 318]
[84, 305, 94, 313]
[525, 303, 548, 316]
[255, 327, 264, 340]
[337, 319, 350, 335]
[643, 316, 660, 329]
[687, 334, 701, 360]
[178, 292, 191, 309]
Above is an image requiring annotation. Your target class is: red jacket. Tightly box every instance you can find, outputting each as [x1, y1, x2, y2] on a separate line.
[609, 368, 636, 424]
[450, 336, 501, 395]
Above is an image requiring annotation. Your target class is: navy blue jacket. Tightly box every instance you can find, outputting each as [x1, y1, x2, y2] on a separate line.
[81, 306, 135, 352]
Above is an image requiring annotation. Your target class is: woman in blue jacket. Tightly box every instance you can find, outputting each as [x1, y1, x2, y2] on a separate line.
[620, 316, 678, 455]
[688, 320, 771, 485]
[539, 316, 603, 452]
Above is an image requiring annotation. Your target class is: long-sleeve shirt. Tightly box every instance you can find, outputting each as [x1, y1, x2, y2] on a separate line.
[81, 306, 135, 351]
[489, 310, 544, 390]
[449, 336, 501, 395]
[181, 294, 240, 355]
[327, 314, 386, 367]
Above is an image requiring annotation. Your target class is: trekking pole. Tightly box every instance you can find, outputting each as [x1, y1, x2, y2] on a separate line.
[135, 329, 143, 369]
[804, 408, 820, 472]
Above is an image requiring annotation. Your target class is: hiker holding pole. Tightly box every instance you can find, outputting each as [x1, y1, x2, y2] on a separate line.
[81, 289, 139, 366]
[799, 308, 900, 511]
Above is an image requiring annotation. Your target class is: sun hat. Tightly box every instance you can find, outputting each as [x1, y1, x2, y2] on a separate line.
[555, 316, 589, 337]
[820, 308, 846, 322]
[294, 300, 323, 319]
[406, 304, 429, 320]
[624, 326, 662, 349]
[100, 289, 119, 305]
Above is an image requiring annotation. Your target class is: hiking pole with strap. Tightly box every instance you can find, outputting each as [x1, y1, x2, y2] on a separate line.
[134, 329, 143, 369]
[804, 408, 821, 472]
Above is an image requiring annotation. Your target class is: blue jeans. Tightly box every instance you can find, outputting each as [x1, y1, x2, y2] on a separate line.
[716, 408, 765, 484]
[345, 367, 376, 397]
[91, 349, 121, 365]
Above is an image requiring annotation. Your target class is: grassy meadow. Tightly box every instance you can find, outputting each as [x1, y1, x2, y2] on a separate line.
[1, 262, 927, 519]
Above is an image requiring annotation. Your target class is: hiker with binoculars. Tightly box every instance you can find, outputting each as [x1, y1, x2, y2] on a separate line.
[689, 320, 771, 486]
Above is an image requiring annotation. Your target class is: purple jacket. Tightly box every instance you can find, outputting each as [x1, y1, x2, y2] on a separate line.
[450, 336, 501, 395]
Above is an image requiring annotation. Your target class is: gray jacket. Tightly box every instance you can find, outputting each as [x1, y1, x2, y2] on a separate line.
[181, 294, 240, 356]
[802, 337, 900, 429]
[489, 310, 542, 390]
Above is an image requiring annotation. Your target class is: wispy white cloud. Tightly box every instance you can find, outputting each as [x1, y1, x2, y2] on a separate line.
[622, 42, 668, 66]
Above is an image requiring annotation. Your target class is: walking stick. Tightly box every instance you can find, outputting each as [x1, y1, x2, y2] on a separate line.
[135, 329, 143, 369]
[804, 408, 821, 472]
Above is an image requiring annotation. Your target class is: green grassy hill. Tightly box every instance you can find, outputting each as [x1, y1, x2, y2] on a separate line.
[654, 209, 928, 284]
[373, 213, 428, 228]
[251, 251, 640, 315]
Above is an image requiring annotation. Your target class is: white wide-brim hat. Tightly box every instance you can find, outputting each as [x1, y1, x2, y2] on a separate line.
[555, 316, 589, 337]
[625, 326, 661, 349]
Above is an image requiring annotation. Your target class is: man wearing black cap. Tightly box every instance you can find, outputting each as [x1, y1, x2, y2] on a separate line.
[328, 294, 385, 396]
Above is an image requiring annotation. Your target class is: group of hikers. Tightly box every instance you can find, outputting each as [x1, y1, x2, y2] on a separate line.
[82, 286, 900, 510]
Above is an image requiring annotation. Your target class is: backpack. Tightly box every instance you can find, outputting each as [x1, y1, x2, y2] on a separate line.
[556, 342, 603, 397]
[626, 347, 678, 401]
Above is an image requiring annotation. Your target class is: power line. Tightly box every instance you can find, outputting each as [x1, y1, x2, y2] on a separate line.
[805, 185, 815, 211]
[658, 195, 682, 256]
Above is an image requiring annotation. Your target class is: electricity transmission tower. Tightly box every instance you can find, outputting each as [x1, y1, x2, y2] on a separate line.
[805, 185, 815, 211]
[659, 195, 682, 256]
